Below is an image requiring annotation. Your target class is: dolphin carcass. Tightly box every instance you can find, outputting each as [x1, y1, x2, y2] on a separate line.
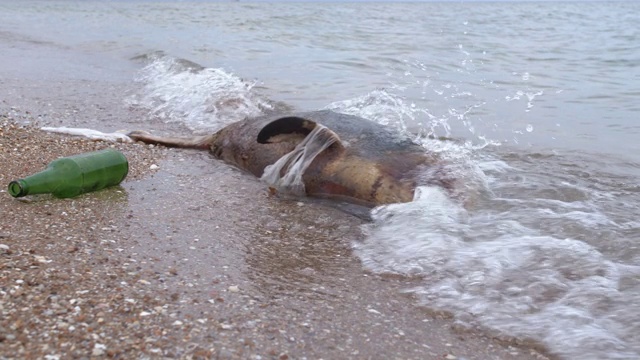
[128, 110, 452, 207]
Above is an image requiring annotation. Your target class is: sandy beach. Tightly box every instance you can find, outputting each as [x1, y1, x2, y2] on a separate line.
[0, 109, 552, 360]
[2, 1, 639, 357]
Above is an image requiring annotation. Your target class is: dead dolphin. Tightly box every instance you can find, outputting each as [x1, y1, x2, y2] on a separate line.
[128, 110, 446, 206]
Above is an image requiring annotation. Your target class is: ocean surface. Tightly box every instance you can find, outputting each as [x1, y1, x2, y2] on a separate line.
[1, 1, 639, 359]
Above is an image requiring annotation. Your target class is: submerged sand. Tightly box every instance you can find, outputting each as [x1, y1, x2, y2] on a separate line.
[0, 113, 552, 360]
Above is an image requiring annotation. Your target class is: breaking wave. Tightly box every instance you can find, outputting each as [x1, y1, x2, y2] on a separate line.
[126, 53, 275, 131]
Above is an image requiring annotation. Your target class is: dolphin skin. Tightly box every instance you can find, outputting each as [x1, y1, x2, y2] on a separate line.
[128, 110, 445, 207]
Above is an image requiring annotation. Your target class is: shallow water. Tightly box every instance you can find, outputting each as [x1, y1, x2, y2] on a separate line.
[1, 1, 639, 359]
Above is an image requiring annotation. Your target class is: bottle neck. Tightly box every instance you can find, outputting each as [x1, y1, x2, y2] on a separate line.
[8, 167, 60, 197]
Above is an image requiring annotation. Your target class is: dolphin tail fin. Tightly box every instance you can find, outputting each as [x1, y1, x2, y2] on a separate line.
[128, 130, 214, 150]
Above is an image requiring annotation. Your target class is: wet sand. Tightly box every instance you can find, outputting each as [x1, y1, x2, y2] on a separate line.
[1, 105, 552, 359]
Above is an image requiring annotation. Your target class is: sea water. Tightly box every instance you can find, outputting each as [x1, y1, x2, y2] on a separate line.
[1, 1, 639, 358]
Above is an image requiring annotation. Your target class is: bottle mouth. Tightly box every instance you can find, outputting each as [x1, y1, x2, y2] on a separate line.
[8, 180, 25, 198]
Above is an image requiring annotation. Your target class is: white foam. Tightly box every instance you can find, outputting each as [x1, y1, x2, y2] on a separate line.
[356, 186, 468, 276]
[41, 126, 132, 143]
[127, 55, 273, 131]
[324, 89, 412, 136]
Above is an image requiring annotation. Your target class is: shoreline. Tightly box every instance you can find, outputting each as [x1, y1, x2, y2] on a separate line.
[2, 2, 637, 355]
[1, 114, 551, 359]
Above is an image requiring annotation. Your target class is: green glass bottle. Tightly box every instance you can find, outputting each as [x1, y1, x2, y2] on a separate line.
[8, 149, 129, 198]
